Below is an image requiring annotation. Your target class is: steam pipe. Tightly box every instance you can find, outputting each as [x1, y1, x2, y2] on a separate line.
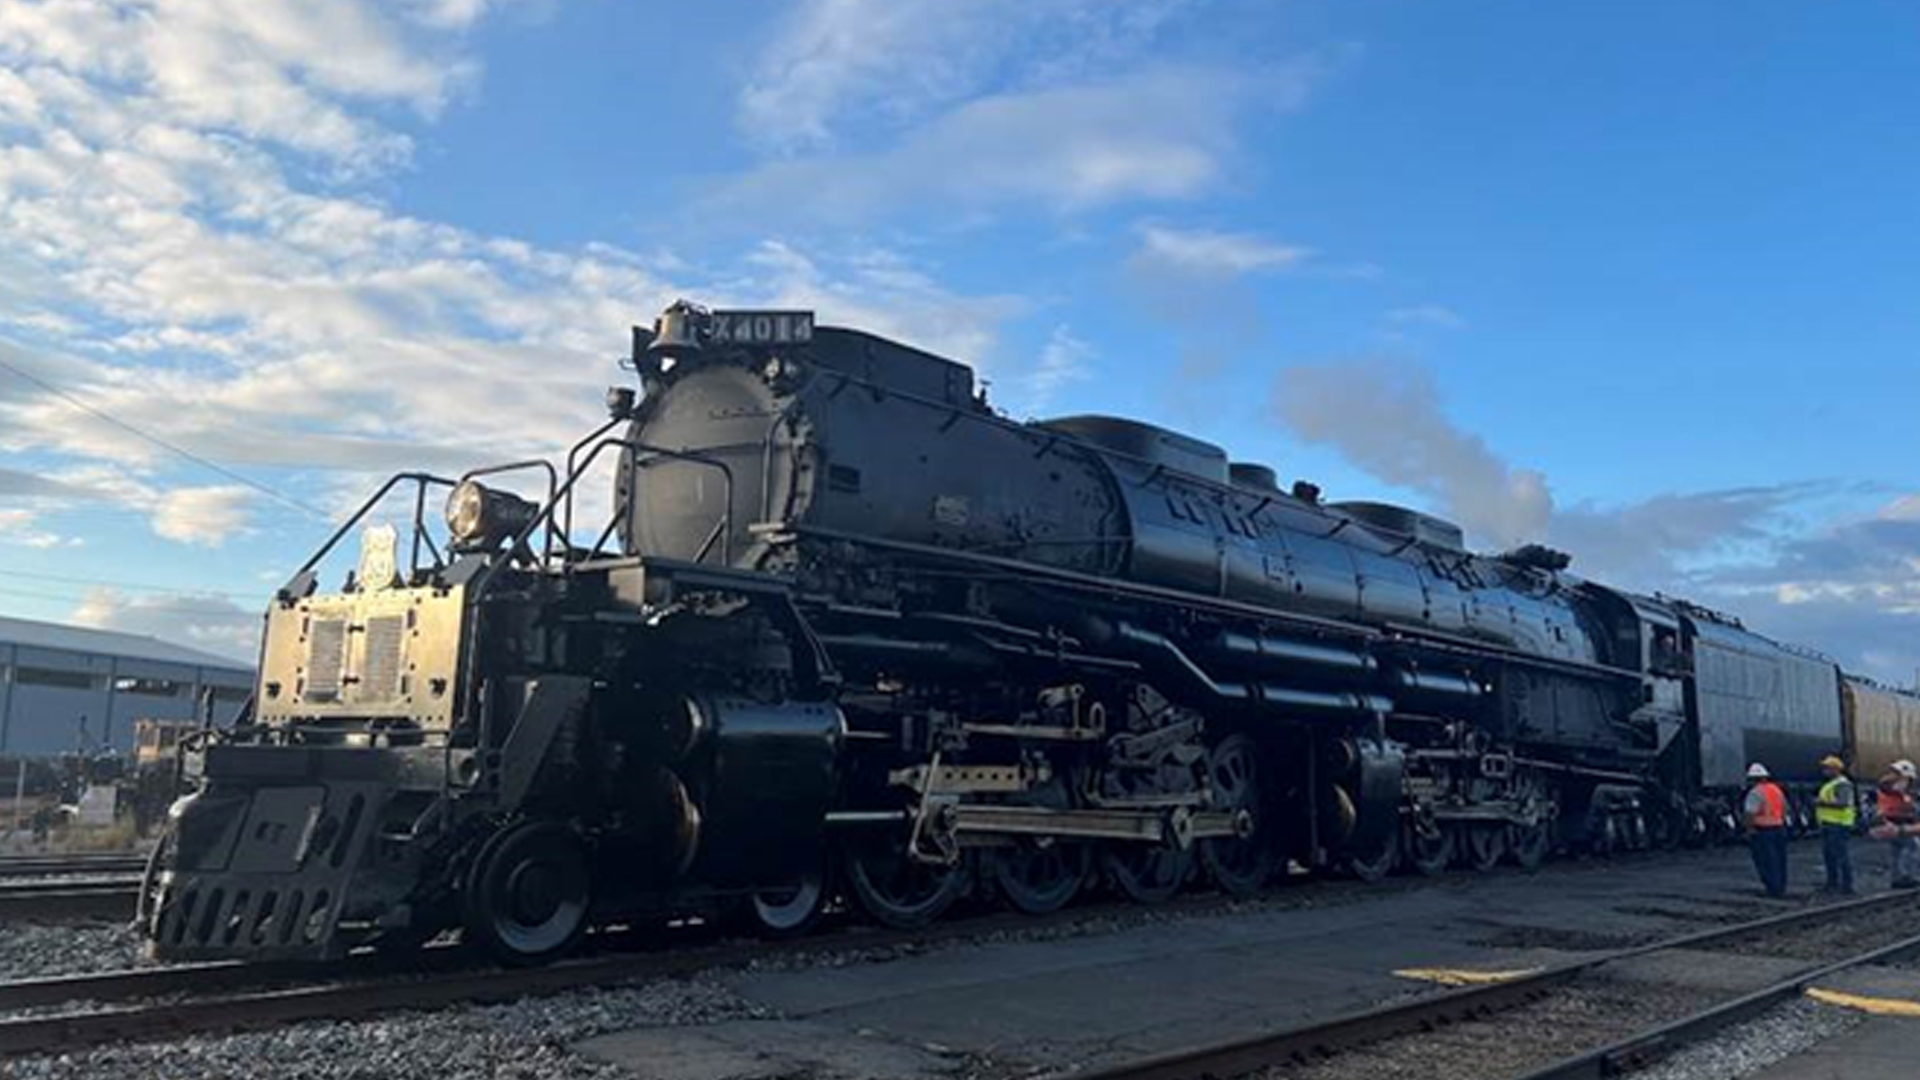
[1104, 621, 1395, 717]
[1207, 632, 1380, 676]
[1390, 669, 1485, 698]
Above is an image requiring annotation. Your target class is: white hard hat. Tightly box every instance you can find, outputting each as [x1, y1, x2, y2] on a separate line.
[1897, 760, 1918, 779]
[1746, 763, 1770, 780]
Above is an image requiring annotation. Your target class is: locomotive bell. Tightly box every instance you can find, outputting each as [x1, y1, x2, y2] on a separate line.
[648, 301, 705, 359]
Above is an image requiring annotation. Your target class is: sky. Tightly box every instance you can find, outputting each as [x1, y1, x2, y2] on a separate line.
[0, 0, 1915, 683]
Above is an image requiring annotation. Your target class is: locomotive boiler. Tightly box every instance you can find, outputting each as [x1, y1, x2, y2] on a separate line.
[142, 302, 1916, 964]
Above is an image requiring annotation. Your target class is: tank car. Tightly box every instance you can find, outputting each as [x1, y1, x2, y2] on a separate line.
[140, 301, 1915, 965]
[1843, 677, 1920, 782]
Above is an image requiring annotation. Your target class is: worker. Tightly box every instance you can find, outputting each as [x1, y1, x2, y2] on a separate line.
[1871, 760, 1920, 889]
[1743, 763, 1790, 898]
[1814, 754, 1856, 895]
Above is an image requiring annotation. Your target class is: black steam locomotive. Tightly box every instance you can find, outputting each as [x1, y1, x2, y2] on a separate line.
[143, 302, 1913, 964]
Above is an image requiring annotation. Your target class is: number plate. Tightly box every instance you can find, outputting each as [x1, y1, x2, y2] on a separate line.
[711, 310, 814, 346]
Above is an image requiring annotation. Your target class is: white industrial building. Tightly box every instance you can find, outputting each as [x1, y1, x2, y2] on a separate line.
[0, 616, 253, 757]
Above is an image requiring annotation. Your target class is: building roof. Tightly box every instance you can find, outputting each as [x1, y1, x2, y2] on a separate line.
[0, 615, 253, 673]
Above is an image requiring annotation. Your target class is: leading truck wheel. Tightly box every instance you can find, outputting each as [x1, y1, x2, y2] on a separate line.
[464, 821, 591, 966]
[750, 871, 829, 939]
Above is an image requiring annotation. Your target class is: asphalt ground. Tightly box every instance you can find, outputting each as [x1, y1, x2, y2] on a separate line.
[577, 837, 1904, 1080]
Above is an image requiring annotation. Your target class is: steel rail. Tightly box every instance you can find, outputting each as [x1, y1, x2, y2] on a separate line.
[0, 886, 1300, 1058]
[1057, 889, 1920, 1080]
[0, 856, 148, 878]
[1511, 927, 1920, 1079]
[1, 859, 1906, 1061]
[0, 879, 140, 921]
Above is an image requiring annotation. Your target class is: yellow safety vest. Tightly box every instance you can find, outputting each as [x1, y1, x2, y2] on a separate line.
[1817, 777, 1857, 828]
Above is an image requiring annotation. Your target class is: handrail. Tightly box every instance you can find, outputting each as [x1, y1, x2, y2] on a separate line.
[472, 437, 734, 597]
[561, 416, 626, 546]
[292, 472, 459, 581]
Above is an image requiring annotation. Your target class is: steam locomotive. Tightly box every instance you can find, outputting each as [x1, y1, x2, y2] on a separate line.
[143, 302, 1920, 964]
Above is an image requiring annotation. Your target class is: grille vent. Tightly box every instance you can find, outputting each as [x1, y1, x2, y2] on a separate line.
[361, 616, 405, 702]
[306, 619, 347, 702]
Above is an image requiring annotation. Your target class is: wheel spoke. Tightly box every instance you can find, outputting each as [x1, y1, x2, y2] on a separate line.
[1104, 844, 1191, 904]
[844, 841, 966, 929]
[993, 841, 1087, 915]
[1199, 734, 1272, 896]
[1404, 820, 1454, 877]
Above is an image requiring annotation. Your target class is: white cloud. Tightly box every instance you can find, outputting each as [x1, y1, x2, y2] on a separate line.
[712, 64, 1320, 225]
[71, 587, 260, 663]
[738, 0, 1197, 151]
[1882, 494, 1920, 522]
[0, 0, 473, 172]
[1133, 224, 1312, 277]
[0, 507, 68, 548]
[151, 484, 255, 546]
[0, 5, 1021, 554]
[1271, 357, 1920, 684]
[1385, 304, 1465, 330]
[1011, 325, 1093, 415]
[734, 241, 1022, 365]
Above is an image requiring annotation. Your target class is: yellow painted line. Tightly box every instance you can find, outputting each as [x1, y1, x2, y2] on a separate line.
[1393, 967, 1544, 987]
[1806, 986, 1920, 1017]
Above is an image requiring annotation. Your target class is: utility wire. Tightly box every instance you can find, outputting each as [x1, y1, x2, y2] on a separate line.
[0, 568, 265, 602]
[0, 355, 329, 519]
[0, 584, 259, 620]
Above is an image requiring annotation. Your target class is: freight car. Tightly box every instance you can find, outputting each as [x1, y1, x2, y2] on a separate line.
[142, 303, 1919, 964]
[1843, 677, 1920, 785]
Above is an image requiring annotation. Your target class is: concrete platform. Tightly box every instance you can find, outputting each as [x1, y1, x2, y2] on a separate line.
[581, 841, 1873, 1079]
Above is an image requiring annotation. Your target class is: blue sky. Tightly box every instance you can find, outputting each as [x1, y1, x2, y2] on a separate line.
[0, 0, 1915, 681]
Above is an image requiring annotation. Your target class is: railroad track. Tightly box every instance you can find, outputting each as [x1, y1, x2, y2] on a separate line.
[1060, 889, 1920, 1080]
[0, 854, 149, 879]
[0, 847, 1878, 1063]
[0, 879, 1907, 1067]
[0, 883, 1306, 1058]
[0, 878, 141, 922]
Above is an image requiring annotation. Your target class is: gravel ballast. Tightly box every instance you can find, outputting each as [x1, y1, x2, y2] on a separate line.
[1629, 998, 1862, 1080]
[1, 978, 767, 1080]
[0, 922, 147, 981]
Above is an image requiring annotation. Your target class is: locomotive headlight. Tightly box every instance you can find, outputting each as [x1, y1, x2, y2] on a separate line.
[445, 480, 539, 550]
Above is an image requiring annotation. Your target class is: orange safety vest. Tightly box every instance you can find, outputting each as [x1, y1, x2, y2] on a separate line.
[1751, 781, 1787, 828]
[1879, 787, 1916, 824]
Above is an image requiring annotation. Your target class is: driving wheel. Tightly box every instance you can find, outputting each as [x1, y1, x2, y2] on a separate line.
[991, 838, 1088, 916]
[463, 821, 591, 966]
[1508, 820, 1550, 870]
[844, 839, 967, 929]
[1199, 734, 1273, 896]
[1465, 823, 1507, 872]
[1103, 843, 1192, 904]
[1403, 819, 1454, 877]
[1345, 839, 1398, 883]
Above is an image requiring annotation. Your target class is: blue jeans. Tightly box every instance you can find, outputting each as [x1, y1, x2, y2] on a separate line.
[1820, 825, 1854, 893]
[1749, 828, 1788, 897]
[1891, 834, 1920, 886]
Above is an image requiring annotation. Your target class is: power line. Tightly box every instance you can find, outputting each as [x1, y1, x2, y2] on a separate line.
[0, 354, 328, 519]
[0, 568, 266, 603]
[0, 584, 259, 620]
